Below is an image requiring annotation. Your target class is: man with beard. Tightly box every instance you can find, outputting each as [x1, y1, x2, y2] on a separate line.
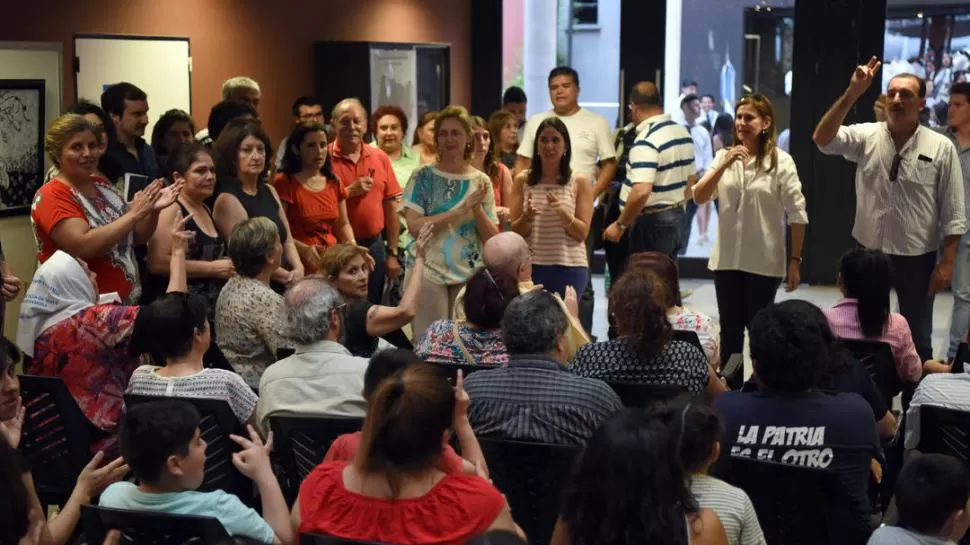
[814, 57, 966, 362]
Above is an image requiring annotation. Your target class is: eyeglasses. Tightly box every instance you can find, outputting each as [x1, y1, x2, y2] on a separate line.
[890, 154, 902, 182]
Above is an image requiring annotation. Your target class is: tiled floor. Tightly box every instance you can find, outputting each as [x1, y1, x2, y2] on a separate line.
[588, 275, 957, 379]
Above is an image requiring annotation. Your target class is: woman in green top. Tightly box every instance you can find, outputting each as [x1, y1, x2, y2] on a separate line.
[401, 105, 500, 338]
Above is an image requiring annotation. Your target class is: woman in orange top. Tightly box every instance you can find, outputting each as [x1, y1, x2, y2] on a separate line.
[292, 364, 521, 545]
[471, 116, 512, 226]
[272, 123, 355, 273]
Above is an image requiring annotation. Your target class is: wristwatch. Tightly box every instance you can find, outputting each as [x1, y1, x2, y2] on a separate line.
[616, 220, 630, 231]
[387, 246, 399, 258]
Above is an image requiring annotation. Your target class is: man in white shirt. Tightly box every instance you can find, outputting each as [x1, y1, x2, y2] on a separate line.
[943, 82, 970, 362]
[678, 94, 714, 256]
[515, 66, 617, 334]
[604, 82, 695, 278]
[814, 57, 966, 361]
[700, 94, 720, 129]
[256, 277, 367, 432]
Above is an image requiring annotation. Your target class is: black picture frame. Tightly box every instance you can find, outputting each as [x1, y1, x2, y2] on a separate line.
[0, 79, 46, 217]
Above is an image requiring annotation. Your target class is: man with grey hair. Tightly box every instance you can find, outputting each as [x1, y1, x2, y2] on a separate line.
[463, 290, 622, 446]
[195, 76, 262, 143]
[451, 232, 590, 358]
[328, 97, 402, 304]
[255, 276, 367, 431]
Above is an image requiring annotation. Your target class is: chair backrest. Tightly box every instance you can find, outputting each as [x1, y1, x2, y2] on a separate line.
[124, 394, 251, 503]
[300, 534, 391, 545]
[672, 329, 704, 352]
[18, 375, 97, 506]
[915, 406, 970, 464]
[478, 437, 580, 545]
[433, 362, 487, 382]
[269, 415, 364, 502]
[716, 456, 866, 545]
[954, 342, 970, 374]
[81, 504, 229, 545]
[840, 338, 900, 407]
[606, 382, 686, 408]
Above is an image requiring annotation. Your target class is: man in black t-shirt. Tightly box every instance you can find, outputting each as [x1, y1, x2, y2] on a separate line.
[714, 300, 880, 539]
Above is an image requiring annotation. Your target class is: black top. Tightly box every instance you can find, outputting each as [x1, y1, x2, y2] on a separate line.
[142, 202, 227, 321]
[343, 299, 412, 358]
[215, 177, 289, 244]
[103, 138, 159, 199]
[569, 338, 710, 395]
[820, 356, 889, 420]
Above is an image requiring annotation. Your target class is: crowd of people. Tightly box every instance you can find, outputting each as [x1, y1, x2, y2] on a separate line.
[0, 55, 968, 545]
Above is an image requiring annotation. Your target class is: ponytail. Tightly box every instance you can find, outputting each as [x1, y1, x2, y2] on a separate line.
[839, 249, 892, 338]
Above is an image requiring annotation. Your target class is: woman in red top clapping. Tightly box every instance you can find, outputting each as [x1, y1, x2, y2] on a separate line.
[272, 123, 355, 273]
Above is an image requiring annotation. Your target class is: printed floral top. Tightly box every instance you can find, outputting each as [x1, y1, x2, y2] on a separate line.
[215, 276, 284, 388]
[25, 304, 141, 432]
[414, 320, 508, 367]
[667, 307, 720, 366]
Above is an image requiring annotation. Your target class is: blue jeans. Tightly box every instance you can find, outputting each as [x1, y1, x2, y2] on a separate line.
[947, 232, 970, 359]
[628, 206, 685, 260]
[532, 265, 589, 301]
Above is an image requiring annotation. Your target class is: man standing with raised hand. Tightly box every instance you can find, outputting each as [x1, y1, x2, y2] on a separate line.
[814, 57, 966, 362]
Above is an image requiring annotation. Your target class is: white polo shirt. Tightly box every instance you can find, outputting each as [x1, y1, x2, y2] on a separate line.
[517, 108, 616, 179]
[619, 114, 696, 211]
[818, 122, 965, 256]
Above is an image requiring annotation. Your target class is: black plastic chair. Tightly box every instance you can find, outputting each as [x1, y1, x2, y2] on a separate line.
[915, 406, 970, 464]
[478, 438, 580, 545]
[300, 534, 392, 545]
[715, 456, 868, 545]
[124, 394, 252, 504]
[953, 342, 970, 374]
[81, 504, 230, 545]
[840, 338, 902, 408]
[672, 329, 704, 352]
[269, 415, 364, 503]
[18, 375, 100, 507]
[606, 382, 686, 408]
[433, 362, 488, 382]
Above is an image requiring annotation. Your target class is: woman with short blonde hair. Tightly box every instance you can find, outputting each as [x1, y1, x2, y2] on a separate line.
[401, 106, 500, 337]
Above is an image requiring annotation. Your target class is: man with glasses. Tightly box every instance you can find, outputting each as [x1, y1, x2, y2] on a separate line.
[275, 95, 326, 170]
[814, 57, 966, 362]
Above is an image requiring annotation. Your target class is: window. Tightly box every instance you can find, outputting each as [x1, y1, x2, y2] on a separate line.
[573, 0, 598, 26]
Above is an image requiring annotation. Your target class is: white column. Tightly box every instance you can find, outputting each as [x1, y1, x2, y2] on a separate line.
[523, 0, 558, 115]
[664, 0, 683, 113]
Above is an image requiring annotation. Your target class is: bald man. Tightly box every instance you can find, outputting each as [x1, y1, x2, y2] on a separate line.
[328, 98, 402, 304]
[604, 82, 695, 275]
[452, 232, 590, 359]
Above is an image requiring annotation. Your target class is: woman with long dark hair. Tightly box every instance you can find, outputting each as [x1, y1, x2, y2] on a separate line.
[272, 122, 356, 273]
[150, 109, 195, 175]
[509, 117, 593, 299]
[825, 248, 928, 380]
[692, 94, 808, 381]
[471, 115, 512, 225]
[569, 269, 714, 396]
[553, 408, 728, 545]
[411, 111, 438, 165]
[293, 364, 521, 544]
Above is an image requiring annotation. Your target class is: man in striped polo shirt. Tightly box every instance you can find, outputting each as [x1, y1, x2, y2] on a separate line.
[604, 82, 696, 278]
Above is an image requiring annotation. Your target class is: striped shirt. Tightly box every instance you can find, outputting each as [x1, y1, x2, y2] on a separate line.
[126, 365, 258, 424]
[689, 474, 766, 545]
[525, 174, 587, 267]
[464, 354, 623, 446]
[943, 128, 970, 221]
[904, 372, 970, 449]
[620, 113, 695, 211]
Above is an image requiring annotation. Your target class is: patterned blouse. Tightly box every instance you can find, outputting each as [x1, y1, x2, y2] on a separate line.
[215, 276, 284, 388]
[569, 338, 710, 395]
[126, 366, 258, 423]
[414, 320, 508, 367]
[668, 307, 720, 366]
[25, 304, 141, 432]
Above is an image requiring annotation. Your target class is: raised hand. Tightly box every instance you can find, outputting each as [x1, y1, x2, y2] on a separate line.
[564, 285, 579, 318]
[522, 192, 539, 221]
[414, 224, 435, 260]
[452, 369, 470, 427]
[230, 425, 275, 482]
[170, 212, 196, 254]
[0, 397, 24, 448]
[153, 179, 184, 211]
[348, 176, 374, 197]
[465, 183, 489, 211]
[726, 145, 750, 164]
[76, 452, 130, 499]
[546, 192, 568, 220]
[129, 181, 162, 220]
[848, 56, 882, 97]
[1, 271, 22, 301]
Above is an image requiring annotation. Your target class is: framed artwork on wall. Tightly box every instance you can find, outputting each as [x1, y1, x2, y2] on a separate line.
[0, 78, 45, 217]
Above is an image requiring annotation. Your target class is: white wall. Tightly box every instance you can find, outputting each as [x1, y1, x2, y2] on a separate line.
[0, 42, 63, 337]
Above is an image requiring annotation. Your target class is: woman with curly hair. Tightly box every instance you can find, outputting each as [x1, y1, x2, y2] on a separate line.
[553, 408, 728, 545]
[568, 269, 718, 397]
